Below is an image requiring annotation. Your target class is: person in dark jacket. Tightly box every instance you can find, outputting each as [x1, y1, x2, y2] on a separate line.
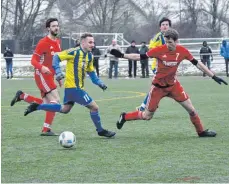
[3, 46, 14, 79]
[91, 44, 101, 77]
[126, 40, 139, 78]
[199, 41, 213, 76]
[139, 41, 149, 78]
[220, 40, 229, 77]
[75, 38, 80, 47]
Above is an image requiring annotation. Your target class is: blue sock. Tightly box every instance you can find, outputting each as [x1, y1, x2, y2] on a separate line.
[143, 94, 148, 105]
[37, 104, 62, 112]
[139, 94, 148, 111]
[90, 111, 104, 132]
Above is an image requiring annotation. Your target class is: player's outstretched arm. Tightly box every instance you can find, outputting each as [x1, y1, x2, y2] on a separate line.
[193, 58, 228, 85]
[110, 49, 142, 61]
[87, 71, 107, 91]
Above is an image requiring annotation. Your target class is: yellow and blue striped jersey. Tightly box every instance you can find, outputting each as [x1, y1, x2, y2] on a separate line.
[148, 32, 165, 70]
[57, 47, 94, 89]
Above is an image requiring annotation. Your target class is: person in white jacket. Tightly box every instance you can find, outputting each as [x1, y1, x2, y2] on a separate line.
[106, 39, 121, 79]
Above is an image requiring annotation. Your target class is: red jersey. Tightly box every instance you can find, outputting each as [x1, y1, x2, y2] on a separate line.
[146, 45, 193, 86]
[31, 36, 61, 74]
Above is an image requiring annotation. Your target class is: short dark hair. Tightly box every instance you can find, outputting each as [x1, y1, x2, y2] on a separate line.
[141, 41, 146, 44]
[159, 17, 172, 27]
[80, 32, 93, 41]
[164, 28, 179, 41]
[131, 40, 136, 43]
[46, 18, 58, 28]
[203, 41, 207, 45]
[75, 39, 80, 47]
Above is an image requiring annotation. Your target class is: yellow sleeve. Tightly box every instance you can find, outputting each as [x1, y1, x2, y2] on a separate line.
[86, 56, 95, 72]
[149, 33, 161, 70]
[57, 48, 76, 61]
[151, 59, 157, 70]
[148, 33, 162, 49]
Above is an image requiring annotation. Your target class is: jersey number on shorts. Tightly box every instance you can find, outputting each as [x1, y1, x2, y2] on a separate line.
[83, 94, 90, 102]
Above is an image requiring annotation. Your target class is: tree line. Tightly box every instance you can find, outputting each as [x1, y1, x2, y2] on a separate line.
[1, 0, 229, 53]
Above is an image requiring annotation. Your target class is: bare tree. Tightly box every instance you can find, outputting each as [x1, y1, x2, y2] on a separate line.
[1, 0, 10, 34]
[1, 0, 60, 53]
[1, 0, 58, 40]
[124, 0, 173, 42]
[82, 0, 132, 33]
[180, 0, 201, 37]
[201, 0, 229, 37]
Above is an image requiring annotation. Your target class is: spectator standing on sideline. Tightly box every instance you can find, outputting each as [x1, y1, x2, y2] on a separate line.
[126, 40, 139, 78]
[106, 39, 121, 79]
[220, 40, 229, 77]
[199, 41, 213, 77]
[75, 39, 80, 47]
[3, 46, 14, 79]
[91, 44, 101, 77]
[139, 41, 149, 78]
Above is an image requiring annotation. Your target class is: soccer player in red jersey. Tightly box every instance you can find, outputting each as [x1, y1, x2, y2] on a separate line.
[10, 18, 62, 136]
[110, 28, 228, 137]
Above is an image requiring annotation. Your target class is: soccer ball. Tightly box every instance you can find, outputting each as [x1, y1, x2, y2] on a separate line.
[59, 131, 76, 148]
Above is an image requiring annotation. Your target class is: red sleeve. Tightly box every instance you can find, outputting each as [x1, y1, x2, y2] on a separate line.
[146, 46, 162, 58]
[183, 47, 193, 61]
[31, 41, 46, 70]
[58, 39, 61, 46]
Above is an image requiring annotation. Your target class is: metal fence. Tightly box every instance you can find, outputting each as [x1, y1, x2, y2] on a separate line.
[1, 38, 229, 77]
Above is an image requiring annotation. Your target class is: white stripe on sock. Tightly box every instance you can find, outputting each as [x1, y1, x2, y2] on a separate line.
[43, 123, 51, 128]
[141, 103, 146, 108]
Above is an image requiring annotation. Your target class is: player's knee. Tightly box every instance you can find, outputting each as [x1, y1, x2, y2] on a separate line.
[189, 110, 197, 116]
[61, 109, 70, 114]
[89, 103, 99, 112]
[90, 105, 99, 112]
[144, 115, 152, 120]
[60, 106, 71, 114]
[142, 112, 153, 120]
[50, 98, 60, 104]
[61, 110, 68, 114]
[50, 100, 59, 104]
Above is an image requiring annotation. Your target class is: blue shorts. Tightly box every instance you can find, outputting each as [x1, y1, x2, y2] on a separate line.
[63, 88, 93, 106]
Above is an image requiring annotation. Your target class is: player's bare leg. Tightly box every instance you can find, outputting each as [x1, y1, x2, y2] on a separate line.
[60, 104, 74, 113]
[179, 99, 216, 137]
[40, 89, 60, 136]
[86, 101, 116, 138]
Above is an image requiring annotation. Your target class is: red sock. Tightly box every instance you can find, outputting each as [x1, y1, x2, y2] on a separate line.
[125, 110, 144, 121]
[20, 93, 43, 104]
[190, 114, 204, 134]
[42, 111, 56, 132]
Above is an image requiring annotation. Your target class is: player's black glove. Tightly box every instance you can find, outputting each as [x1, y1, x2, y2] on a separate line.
[212, 75, 228, 85]
[99, 84, 108, 91]
[110, 49, 124, 58]
[56, 72, 65, 81]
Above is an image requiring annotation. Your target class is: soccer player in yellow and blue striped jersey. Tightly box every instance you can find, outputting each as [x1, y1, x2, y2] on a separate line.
[137, 17, 171, 111]
[150, 17, 171, 73]
[24, 33, 116, 138]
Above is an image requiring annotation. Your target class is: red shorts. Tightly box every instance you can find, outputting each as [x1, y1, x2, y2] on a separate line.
[34, 70, 57, 98]
[146, 81, 189, 112]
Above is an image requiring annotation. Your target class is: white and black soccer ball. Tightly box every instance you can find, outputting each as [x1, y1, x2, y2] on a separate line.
[59, 131, 76, 148]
